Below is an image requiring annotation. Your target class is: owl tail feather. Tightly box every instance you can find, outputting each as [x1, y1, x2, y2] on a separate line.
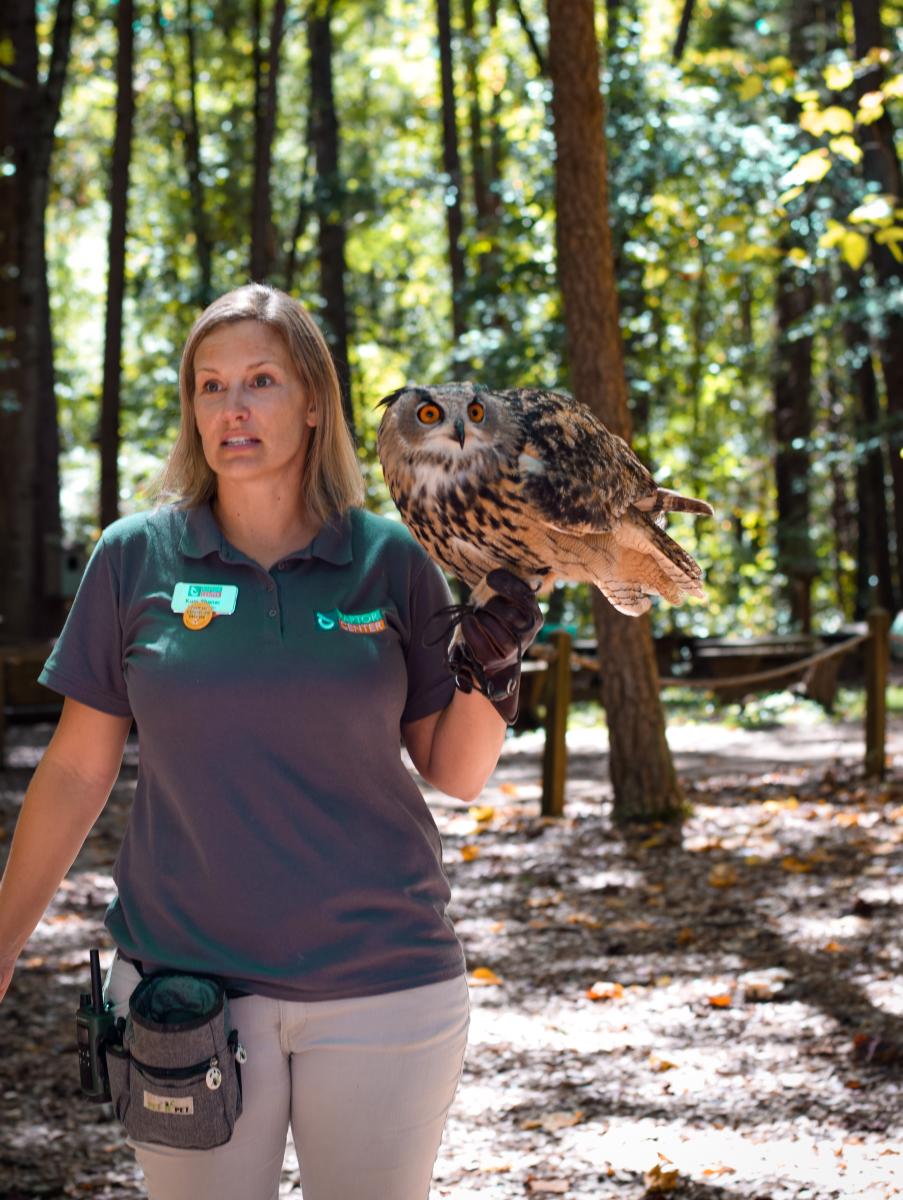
[576, 511, 706, 616]
[633, 488, 714, 518]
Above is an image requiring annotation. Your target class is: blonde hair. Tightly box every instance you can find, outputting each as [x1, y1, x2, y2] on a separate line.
[157, 284, 364, 521]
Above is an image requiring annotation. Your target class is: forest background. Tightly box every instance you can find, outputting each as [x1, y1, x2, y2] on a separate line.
[2, 0, 903, 646]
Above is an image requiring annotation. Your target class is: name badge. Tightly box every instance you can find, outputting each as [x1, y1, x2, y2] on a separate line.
[171, 583, 238, 616]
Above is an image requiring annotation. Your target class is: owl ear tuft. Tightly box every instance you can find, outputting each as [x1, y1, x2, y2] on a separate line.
[376, 388, 406, 409]
[376, 386, 436, 410]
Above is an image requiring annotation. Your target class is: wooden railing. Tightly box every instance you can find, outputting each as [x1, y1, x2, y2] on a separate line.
[535, 609, 890, 817]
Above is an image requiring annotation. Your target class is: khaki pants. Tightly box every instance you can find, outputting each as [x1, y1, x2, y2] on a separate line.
[105, 952, 469, 1200]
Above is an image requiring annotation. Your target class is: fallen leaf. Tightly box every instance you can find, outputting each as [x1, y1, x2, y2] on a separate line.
[460, 844, 480, 862]
[781, 856, 815, 873]
[468, 804, 495, 824]
[703, 1165, 736, 1177]
[707, 993, 733, 1007]
[845, 1078, 863, 1089]
[499, 783, 519, 796]
[527, 1178, 570, 1194]
[648, 1053, 678, 1072]
[587, 980, 624, 1001]
[469, 966, 502, 986]
[676, 927, 696, 945]
[565, 911, 602, 929]
[522, 1112, 582, 1133]
[822, 940, 848, 953]
[643, 1163, 681, 1192]
[834, 812, 860, 827]
[708, 864, 739, 887]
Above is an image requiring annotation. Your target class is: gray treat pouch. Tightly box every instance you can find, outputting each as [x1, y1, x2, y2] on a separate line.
[106, 971, 245, 1149]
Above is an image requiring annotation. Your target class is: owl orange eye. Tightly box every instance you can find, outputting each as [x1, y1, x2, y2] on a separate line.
[467, 401, 485, 422]
[417, 403, 444, 425]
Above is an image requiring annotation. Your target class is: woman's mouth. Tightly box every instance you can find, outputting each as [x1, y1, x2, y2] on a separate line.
[221, 437, 260, 448]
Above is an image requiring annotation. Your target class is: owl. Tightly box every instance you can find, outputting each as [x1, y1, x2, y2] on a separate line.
[376, 382, 713, 616]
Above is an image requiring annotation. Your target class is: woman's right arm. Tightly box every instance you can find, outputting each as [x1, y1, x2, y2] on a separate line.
[0, 698, 132, 1004]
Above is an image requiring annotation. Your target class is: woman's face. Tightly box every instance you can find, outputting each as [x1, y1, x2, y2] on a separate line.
[192, 320, 317, 490]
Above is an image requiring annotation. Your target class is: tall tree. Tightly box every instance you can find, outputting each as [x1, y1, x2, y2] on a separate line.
[547, 0, 683, 823]
[155, 0, 213, 306]
[0, 0, 74, 640]
[100, 0, 136, 530]
[250, 0, 287, 282]
[771, 0, 824, 633]
[437, 0, 467, 349]
[308, 0, 354, 433]
[850, 0, 903, 601]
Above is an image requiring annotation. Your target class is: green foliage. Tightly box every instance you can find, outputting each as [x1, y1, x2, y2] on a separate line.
[42, 0, 903, 637]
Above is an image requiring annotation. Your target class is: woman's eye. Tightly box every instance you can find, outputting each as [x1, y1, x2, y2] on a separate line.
[199, 379, 221, 394]
[252, 373, 273, 387]
[468, 401, 485, 422]
[417, 403, 444, 425]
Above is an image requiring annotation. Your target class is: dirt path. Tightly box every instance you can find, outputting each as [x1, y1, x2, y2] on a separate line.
[1, 712, 901, 1199]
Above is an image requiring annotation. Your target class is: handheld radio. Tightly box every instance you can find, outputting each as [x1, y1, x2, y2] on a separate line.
[75, 949, 117, 1102]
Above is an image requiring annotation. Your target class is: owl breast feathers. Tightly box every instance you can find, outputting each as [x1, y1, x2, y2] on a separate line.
[376, 382, 714, 616]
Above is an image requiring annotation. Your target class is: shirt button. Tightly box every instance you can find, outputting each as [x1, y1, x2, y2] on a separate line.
[268, 608, 277, 618]
[277, 562, 286, 571]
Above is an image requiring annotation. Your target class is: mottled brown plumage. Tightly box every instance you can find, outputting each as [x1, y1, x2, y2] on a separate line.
[377, 382, 713, 615]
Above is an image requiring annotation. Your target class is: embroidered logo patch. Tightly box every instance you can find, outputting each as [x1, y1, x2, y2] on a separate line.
[144, 1090, 194, 1116]
[315, 607, 386, 634]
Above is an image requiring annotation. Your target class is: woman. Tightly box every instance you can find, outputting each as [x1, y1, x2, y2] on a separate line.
[0, 284, 541, 1199]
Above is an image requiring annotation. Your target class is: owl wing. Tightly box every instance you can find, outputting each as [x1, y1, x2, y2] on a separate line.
[507, 388, 657, 534]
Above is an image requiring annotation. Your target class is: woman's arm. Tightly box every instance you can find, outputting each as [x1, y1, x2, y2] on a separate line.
[0, 698, 132, 1004]
[402, 689, 506, 803]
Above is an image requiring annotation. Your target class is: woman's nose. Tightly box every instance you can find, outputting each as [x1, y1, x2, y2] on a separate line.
[221, 386, 251, 419]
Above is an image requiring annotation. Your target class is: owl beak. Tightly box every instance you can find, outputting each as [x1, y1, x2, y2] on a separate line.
[453, 417, 466, 448]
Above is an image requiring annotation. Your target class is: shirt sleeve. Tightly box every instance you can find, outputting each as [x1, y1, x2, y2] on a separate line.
[38, 533, 133, 718]
[400, 557, 458, 725]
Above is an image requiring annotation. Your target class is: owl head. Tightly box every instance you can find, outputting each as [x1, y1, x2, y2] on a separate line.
[377, 382, 518, 473]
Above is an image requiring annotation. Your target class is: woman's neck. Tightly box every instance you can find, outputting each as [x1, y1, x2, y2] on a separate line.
[212, 481, 322, 569]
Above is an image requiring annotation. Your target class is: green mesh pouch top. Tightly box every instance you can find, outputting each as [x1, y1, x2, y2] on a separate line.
[105, 972, 246, 1150]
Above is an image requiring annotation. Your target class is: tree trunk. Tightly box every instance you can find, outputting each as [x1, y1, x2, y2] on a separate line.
[672, 0, 695, 62]
[772, 254, 816, 631]
[100, 0, 135, 530]
[462, 0, 503, 301]
[850, 0, 903, 603]
[843, 270, 896, 616]
[154, 0, 213, 306]
[547, 0, 683, 824]
[0, 0, 73, 641]
[511, 0, 546, 73]
[283, 107, 314, 293]
[771, 0, 823, 632]
[308, 0, 354, 434]
[436, 0, 467, 350]
[250, 0, 286, 282]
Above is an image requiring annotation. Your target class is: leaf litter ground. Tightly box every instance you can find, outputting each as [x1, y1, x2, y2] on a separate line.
[0, 701, 901, 1200]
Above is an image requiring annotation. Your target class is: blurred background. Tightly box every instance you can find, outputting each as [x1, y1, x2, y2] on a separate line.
[2, 0, 902, 644]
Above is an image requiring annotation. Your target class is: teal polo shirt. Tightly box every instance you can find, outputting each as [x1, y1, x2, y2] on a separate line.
[39, 502, 465, 1001]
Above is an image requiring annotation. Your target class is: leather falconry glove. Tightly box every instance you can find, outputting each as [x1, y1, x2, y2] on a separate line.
[445, 569, 544, 725]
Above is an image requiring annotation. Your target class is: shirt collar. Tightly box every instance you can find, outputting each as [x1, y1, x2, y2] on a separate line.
[178, 501, 353, 566]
